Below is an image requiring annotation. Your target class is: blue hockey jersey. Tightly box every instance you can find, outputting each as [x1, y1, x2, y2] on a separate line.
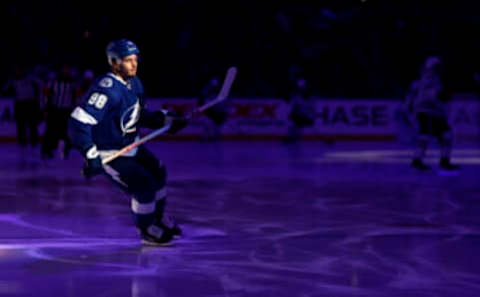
[69, 72, 164, 159]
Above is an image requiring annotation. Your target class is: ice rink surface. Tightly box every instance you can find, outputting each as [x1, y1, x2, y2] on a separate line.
[0, 140, 479, 297]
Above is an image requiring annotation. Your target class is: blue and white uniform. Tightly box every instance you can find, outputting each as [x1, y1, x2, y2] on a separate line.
[69, 72, 169, 230]
[71, 73, 144, 156]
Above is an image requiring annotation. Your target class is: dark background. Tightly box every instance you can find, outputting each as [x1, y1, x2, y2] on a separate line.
[3, 0, 480, 98]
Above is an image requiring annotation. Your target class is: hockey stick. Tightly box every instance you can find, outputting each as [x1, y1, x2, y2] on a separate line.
[187, 66, 237, 116]
[101, 66, 237, 165]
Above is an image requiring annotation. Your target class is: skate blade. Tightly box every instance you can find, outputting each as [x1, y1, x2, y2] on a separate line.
[141, 239, 175, 247]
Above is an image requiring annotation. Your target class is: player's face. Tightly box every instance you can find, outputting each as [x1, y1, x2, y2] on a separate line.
[118, 54, 138, 78]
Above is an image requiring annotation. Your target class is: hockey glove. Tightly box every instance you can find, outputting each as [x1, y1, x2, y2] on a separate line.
[82, 145, 105, 179]
[165, 111, 188, 134]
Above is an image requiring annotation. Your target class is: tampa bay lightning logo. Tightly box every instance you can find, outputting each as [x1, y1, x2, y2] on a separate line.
[120, 101, 141, 134]
[99, 77, 113, 88]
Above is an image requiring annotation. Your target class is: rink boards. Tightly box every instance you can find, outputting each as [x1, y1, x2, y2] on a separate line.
[0, 97, 478, 141]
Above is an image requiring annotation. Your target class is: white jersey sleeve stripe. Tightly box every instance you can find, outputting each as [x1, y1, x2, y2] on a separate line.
[70, 107, 98, 125]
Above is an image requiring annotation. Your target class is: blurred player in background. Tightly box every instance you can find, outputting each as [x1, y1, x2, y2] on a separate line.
[197, 76, 228, 141]
[405, 56, 459, 174]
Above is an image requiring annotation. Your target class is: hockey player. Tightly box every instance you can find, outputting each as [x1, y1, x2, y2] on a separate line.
[69, 39, 187, 245]
[285, 77, 315, 142]
[405, 56, 459, 173]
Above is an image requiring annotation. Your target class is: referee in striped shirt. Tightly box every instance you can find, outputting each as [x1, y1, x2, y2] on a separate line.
[41, 63, 79, 159]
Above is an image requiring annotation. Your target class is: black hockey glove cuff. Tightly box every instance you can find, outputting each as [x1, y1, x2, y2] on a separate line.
[165, 111, 188, 134]
[81, 145, 105, 179]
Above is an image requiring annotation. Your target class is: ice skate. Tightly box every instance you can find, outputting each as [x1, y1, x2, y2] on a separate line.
[411, 157, 430, 171]
[157, 215, 182, 239]
[139, 225, 175, 246]
[438, 157, 460, 176]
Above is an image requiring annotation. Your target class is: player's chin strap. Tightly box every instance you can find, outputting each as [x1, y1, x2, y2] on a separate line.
[101, 66, 237, 165]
